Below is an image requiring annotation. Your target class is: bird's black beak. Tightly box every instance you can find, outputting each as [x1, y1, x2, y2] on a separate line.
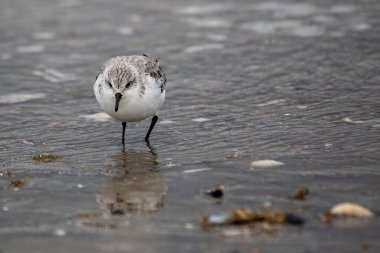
[115, 93, 122, 112]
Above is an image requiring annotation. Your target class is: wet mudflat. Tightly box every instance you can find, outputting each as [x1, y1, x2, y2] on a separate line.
[1, 0, 380, 252]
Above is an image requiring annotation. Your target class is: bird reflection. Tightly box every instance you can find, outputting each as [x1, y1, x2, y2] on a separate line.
[96, 143, 166, 214]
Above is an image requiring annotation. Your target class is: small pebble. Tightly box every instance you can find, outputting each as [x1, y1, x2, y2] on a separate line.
[205, 188, 224, 198]
[263, 201, 272, 208]
[54, 229, 66, 236]
[285, 213, 305, 225]
[184, 223, 194, 230]
[342, 116, 353, 123]
[206, 213, 230, 225]
[111, 209, 125, 216]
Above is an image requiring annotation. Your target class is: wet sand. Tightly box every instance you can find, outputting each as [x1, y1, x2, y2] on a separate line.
[1, 0, 380, 252]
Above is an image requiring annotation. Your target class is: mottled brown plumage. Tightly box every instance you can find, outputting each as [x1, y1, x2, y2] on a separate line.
[98, 55, 167, 92]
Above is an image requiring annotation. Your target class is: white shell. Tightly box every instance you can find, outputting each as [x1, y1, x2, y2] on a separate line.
[330, 202, 374, 217]
[80, 112, 111, 122]
[250, 159, 284, 168]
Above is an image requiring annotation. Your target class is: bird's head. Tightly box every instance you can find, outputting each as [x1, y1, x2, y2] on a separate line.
[103, 68, 136, 112]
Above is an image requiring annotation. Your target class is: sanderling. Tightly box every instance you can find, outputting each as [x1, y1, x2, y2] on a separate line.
[94, 54, 167, 145]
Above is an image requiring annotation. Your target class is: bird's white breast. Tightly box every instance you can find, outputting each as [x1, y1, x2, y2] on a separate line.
[94, 75, 165, 122]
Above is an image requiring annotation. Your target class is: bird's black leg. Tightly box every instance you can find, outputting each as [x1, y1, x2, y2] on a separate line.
[122, 122, 127, 145]
[145, 115, 158, 142]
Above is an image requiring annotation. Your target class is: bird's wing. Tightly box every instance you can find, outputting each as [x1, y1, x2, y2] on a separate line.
[144, 58, 167, 92]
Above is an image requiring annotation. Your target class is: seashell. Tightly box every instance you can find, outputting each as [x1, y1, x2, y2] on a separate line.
[330, 202, 374, 217]
[250, 159, 284, 168]
[80, 112, 111, 122]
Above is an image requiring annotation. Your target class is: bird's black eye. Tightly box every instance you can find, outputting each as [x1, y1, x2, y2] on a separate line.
[107, 81, 112, 88]
[125, 82, 131, 88]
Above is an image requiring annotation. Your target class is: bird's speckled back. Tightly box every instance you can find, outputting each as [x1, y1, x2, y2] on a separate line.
[99, 55, 167, 91]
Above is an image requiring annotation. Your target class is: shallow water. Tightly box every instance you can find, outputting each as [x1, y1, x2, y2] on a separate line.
[1, 0, 380, 252]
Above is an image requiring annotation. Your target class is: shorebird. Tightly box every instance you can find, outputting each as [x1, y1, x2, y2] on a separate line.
[94, 54, 167, 145]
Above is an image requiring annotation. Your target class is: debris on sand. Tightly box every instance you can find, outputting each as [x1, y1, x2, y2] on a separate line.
[202, 208, 304, 228]
[291, 186, 310, 200]
[6, 169, 32, 189]
[6, 169, 13, 178]
[33, 153, 63, 163]
[9, 179, 26, 188]
[329, 202, 374, 217]
[250, 159, 284, 168]
[78, 212, 103, 219]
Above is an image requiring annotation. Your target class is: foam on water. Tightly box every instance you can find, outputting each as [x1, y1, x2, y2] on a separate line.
[241, 20, 324, 37]
[187, 32, 227, 42]
[252, 2, 318, 18]
[313, 15, 336, 23]
[183, 43, 224, 53]
[330, 5, 356, 14]
[183, 17, 231, 28]
[159, 120, 177, 124]
[352, 23, 370, 31]
[32, 69, 76, 83]
[33, 32, 55, 40]
[117, 27, 134, 35]
[192, 118, 211, 122]
[290, 25, 325, 38]
[242, 2, 368, 38]
[0, 93, 46, 104]
[176, 4, 230, 15]
[16, 45, 45, 53]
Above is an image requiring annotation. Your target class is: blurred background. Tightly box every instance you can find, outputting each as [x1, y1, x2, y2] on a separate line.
[0, 0, 380, 252]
